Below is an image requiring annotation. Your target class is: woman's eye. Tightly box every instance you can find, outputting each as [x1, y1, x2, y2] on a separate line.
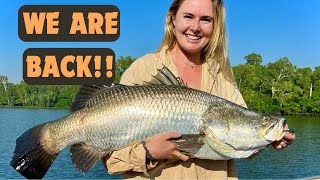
[201, 18, 212, 24]
[184, 15, 192, 20]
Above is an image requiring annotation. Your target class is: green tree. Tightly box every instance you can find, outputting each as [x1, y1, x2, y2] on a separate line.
[55, 85, 80, 108]
[15, 81, 29, 106]
[264, 57, 295, 99]
[312, 66, 320, 94]
[245, 53, 262, 65]
[114, 56, 136, 83]
[233, 54, 268, 111]
[311, 67, 320, 113]
[233, 64, 260, 92]
[0, 75, 11, 106]
[294, 67, 312, 98]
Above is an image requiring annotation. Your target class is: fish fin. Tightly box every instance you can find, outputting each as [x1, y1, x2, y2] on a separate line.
[10, 123, 59, 179]
[147, 65, 187, 86]
[171, 134, 205, 156]
[70, 143, 108, 173]
[70, 84, 120, 112]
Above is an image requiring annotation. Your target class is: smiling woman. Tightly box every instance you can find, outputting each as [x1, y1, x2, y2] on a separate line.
[170, 0, 214, 89]
[171, 0, 213, 55]
[99, 0, 295, 179]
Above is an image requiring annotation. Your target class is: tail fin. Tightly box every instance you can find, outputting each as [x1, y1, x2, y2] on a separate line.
[10, 123, 59, 179]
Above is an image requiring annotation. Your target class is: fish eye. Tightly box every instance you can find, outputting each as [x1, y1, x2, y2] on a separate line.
[262, 116, 271, 121]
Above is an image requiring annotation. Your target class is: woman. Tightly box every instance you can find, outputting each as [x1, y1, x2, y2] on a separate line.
[103, 0, 295, 179]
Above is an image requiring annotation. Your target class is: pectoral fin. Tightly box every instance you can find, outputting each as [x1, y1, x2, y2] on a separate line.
[171, 134, 205, 156]
[70, 143, 108, 173]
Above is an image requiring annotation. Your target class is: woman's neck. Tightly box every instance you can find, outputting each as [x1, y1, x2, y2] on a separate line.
[169, 44, 203, 90]
[169, 44, 203, 67]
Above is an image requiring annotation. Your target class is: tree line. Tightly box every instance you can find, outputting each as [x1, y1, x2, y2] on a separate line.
[0, 56, 135, 108]
[1, 55, 319, 115]
[233, 53, 320, 115]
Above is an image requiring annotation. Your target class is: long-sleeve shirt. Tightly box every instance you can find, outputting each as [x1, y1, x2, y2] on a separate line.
[102, 46, 247, 179]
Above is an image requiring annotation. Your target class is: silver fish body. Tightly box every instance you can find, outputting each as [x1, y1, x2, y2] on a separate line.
[49, 85, 211, 152]
[10, 68, 287, 179]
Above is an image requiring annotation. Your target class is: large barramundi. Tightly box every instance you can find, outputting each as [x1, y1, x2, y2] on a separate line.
[10, 66, 287, 179]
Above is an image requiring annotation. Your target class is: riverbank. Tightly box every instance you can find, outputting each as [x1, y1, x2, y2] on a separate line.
[2, 106, 320, 116]
[280, 112, 320, 116]
[0, 106, 67, 109]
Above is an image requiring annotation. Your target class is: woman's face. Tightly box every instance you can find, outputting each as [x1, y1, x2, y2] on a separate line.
[172, 0, 214, 55]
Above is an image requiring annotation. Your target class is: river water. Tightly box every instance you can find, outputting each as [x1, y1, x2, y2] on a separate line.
[0, 108, 319, 179]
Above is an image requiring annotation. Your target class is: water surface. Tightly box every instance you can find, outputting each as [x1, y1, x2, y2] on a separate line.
[0, 108, 119, 179]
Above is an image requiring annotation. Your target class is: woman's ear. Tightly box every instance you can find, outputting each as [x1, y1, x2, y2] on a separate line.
[172, 16, 176, 27]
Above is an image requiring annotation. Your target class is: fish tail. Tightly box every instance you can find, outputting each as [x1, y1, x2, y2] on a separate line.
[10, 123, 59, 179]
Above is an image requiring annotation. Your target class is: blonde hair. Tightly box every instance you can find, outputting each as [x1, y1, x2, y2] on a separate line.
[158, 0, 236, 84]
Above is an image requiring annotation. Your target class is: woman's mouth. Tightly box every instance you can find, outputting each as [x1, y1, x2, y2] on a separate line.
[185, 34, 202, 41]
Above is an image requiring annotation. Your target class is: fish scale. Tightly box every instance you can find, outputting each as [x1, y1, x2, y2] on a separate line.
[43, 86, 202, 151]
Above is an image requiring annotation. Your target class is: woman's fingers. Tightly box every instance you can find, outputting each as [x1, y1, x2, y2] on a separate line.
[283, 131, 295, 142]
[171, 150, 190, 161]
[145, 132, 185, 160]
[273, 124, 296, 150]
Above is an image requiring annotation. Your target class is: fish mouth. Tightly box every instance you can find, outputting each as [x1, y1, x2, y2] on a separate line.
[282, 119, 287, 128]
[263, 118, 287, 141]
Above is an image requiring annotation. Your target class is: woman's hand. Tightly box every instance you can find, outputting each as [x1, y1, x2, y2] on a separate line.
[272, 124, 296, 150]
[145, 132, 190, 161]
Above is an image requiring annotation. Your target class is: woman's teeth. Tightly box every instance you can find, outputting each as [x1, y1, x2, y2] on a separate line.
[186, 34, 201, 40]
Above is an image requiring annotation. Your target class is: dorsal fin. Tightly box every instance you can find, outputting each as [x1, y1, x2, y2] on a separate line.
[144, 65, 186, 86]
[70, 84, 119, 112]
[70, 66, 185, 112]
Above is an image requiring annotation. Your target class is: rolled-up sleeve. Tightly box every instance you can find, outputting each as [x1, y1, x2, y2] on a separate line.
[103, 143, 148, 175]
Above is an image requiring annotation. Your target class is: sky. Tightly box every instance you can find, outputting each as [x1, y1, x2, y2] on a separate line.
[0, 0, 319, 83]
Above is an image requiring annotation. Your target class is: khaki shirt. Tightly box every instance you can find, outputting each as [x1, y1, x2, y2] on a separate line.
[103, 47, 247, 179]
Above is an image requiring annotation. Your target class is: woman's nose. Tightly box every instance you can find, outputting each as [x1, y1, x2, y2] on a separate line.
[190, 21, 201, 32]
